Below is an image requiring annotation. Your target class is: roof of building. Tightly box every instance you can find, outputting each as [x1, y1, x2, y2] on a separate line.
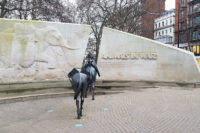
[161, 9, 175, 17]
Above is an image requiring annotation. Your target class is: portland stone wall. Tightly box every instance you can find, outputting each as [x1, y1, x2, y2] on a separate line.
[98, 28, 200, 83]
[0, 19, 90, 83]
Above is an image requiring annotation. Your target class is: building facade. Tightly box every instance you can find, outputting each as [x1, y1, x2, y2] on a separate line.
[175, 0, 188, 48]
[175, 0, 200, 55]
[138, 0, 166, 40]
[154, 9, 175, 44]
[188, 0, 200, 56]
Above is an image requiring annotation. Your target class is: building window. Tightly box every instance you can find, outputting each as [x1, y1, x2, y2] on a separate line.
[166, 20, 168, 25]
[170, 37, 172, 43]
[192, 3, 200, 14]
[179, 33, 184, 43]
[180, 0, 185, 7]
[192, 16, 200, 27]
[166, 37, 172, 43]
[166, 29, 168, 34]
[179, 11, 185, 19]
[156, 32, 157, 36]
[170, 19, 172, 24]
[170, 28, 172, 32]
[189, 19, 192, 27]
[162, 21, 164, 27]
[179, 22, 185, 30]
[189, 5, 193, 15]
[162, 30, 164, 35]
[159, 23, 160, 28]
[159, 32, 161, 36]
[192, 30, 200, 41]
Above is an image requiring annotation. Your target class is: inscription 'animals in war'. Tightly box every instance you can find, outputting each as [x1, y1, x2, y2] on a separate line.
[102, 52, 157, 60]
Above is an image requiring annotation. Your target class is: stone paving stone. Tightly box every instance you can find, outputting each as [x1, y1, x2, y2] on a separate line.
[0, 87, 200, 133]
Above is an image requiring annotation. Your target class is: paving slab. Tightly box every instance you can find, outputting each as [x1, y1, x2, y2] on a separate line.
[0, 87, 200, 133]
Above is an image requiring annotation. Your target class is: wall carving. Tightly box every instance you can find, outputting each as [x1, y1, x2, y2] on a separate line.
[0, 19, 90, 83]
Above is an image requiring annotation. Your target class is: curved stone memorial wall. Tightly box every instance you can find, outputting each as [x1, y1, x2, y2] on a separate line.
[0, 19, 90, 83]
[98, 28, 200, 83]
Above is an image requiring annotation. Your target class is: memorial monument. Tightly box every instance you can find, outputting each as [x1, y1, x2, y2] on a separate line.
[0, 18, 200, 84]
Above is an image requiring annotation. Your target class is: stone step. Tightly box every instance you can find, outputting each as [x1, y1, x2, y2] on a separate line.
[0, 80, 199, 99]
[0, 91, 122, 104]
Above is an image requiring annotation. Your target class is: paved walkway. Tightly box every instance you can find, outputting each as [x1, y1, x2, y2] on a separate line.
[1, 87, 200, 133]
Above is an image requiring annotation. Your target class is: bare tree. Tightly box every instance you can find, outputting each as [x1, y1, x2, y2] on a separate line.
[0, 0, 76, 22]
[30, 0, 75, 22]
[0, 0, 19, 18]
[76, 0, 146, 61]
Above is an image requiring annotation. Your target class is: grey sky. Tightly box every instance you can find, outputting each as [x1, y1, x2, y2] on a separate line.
[165, 0, 175, 10]
[69, 0, 175, 10]
[69, 0, 75, 4]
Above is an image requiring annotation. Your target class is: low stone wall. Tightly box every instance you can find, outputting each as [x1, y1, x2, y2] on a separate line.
[0, 19, 91, 83]
[98, 27, 200, 83]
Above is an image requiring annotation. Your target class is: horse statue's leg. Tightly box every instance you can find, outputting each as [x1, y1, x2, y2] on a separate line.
[76, 98, 80, 119]
[92, 82, 95, 100]
[85, 84, 89, 98]
[80, 91, 84, 117]
[89, 84, 92, 92]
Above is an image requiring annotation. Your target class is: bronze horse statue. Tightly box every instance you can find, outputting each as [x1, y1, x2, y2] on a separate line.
[68, 68, 88, 119]
[81, 54, 100, 100]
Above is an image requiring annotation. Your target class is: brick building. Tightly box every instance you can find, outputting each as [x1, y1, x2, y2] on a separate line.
[175, 0, 188, 48]
[175, 0, 200, 55]
[188, 0, 200, 55]
[140, 0, 166, 39]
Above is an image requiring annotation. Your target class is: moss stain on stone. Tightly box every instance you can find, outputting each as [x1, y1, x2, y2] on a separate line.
[0, 19, 47, 56]
[0, 33, 14, 56]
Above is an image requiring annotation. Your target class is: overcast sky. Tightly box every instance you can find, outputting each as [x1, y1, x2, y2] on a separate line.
[69, 0, 175, 10]
[165, 0, 175, 10]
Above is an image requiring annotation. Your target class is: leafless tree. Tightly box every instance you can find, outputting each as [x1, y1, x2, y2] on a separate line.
[29, 0, 75, 22]
[0, 0, 18, 18]
[76, 0, 146, 61]
[0, 0, 76, 22]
